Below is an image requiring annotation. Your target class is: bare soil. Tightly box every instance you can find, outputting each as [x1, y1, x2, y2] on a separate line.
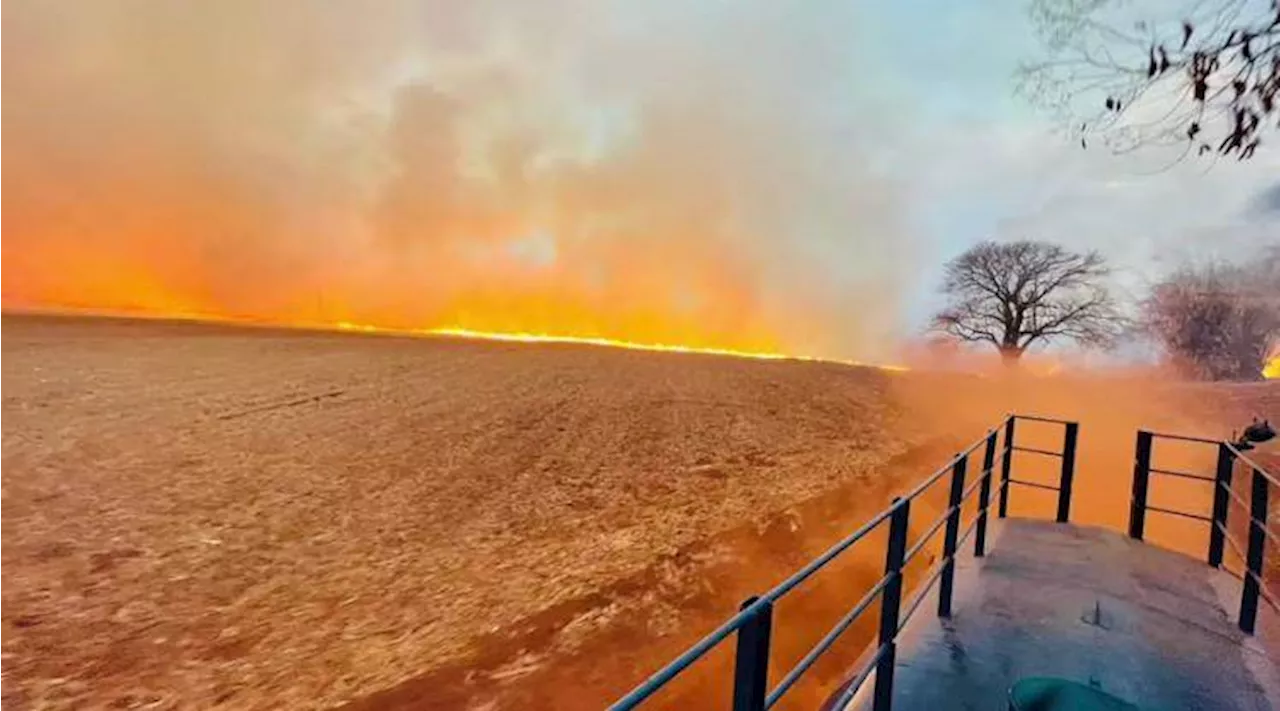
[2, 314, 927, 710]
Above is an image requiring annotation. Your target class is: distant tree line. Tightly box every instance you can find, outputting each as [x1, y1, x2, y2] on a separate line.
[1142, 246, 1280, 379]
[927, 0, 1280, 379]
[932, 240, 1280, 379]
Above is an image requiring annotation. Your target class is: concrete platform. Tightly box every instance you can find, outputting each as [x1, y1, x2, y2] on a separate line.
[853, 519, 1280, 711]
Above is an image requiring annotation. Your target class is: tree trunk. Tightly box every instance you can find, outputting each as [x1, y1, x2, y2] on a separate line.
[999, 346, 1024, 366]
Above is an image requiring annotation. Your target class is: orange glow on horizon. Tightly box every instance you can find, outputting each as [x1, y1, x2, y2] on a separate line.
[3, 233, 904, 370]
[0, 301, 908, 371]
[1264, 353, 1280, 380]
[331, 321, 908, 370]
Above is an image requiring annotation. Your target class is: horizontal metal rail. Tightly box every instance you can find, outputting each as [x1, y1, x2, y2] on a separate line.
[962, 472, 986, 502]
[1243, 568, 1280, 612]
[1219, 566, 1280, 613]
[758, 437, 1000, 609]
[896, 559, 947, 634]
[1137, 431, 1277, 637]
[610, 414, 1081, 711]
[1149, 467, 1214, 483]
[1145, 504, 1212, 523]
[1011, 414, 1073, 425]
[1218, 522, 1247, 563]
[896, 426, 1001, 504]
[1008, 478, 1059, 492]
[965, 426, 1004, 456]
[903, 510, 950, 566]
[828, 643, 889, 710]
[609, 603, 758, 710]
[894, 465, 952, 509]
[903, 471, 995, 565]
[955, 511, 983, 549]
[1145, 430, 1221, 445]
[1218, 483, 1280, 547]
[894, 429, 997, 498]
[1011, 445, 1062, 458]
[761, 508, 894, 604]
[1221, 480, 1250, 510]
[764, 575, 890, 708]
[1266, 525, 1280, 550]
[1226, 444, 1280, 489]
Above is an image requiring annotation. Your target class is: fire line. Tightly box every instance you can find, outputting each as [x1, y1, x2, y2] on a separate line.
[335, 321, 909, 372]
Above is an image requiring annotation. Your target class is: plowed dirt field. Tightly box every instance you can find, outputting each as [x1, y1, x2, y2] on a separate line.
[2, 315, 924, 709]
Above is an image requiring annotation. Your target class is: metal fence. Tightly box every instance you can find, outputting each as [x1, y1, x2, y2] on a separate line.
[609, 414, 1080, 711]
[1128, 430, 1279, 634]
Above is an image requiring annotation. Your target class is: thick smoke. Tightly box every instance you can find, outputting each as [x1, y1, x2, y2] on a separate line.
[3, 0, 914, 358]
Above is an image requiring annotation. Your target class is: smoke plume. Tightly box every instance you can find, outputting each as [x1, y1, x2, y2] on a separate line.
[3, 0, 915, 359]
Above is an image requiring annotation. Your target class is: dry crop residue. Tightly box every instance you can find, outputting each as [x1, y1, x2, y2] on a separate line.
[1, 315, 914, 709]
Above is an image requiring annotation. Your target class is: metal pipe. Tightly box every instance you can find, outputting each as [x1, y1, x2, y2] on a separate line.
[1209, 444, 1235, 568]
[897, 560, 947, 634]
[1057, 422, 1078, 523]
[732, 597, 773, 711]
[1149, 467, 1216, 482]
[830, 644, 887, 711]
[938, 455, 967, 618]
[873, 498, 910, 711]
[1145, 505, 1212, 522]
[1226, 444, 1280, 489]
[975, 431, 997, 557]
[1008, 478, 1058, 492]
[760, 505, 893, 604]
[1010, 414, 1072, 424]
[903, 509, 951, 566]
[608, 606, 752, 710]
[999, 417, 1015, 518]
[1143, 430, 1221, 445]
[764, 576, 889, 708]
[1240, 469, 1269, 635]
[1011, 445, 1062, 457]
[1129, 431, 1153, 541]
[1217, 521, 1247, 564]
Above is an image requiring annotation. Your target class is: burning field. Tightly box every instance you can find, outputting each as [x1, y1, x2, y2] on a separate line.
[4, 313, 1276, 711]
[5, 1, 1279, 708]
[1, 313, 926, 709]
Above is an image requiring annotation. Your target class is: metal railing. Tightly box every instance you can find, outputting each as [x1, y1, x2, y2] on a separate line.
[1129, 430, 1279, 634]
[609, 414, 1080, 711]
[1000, 415, 1079, 524]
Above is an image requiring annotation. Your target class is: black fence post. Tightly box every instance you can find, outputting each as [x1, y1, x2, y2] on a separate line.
[732, 596, 773, 711]
[1056, 422, 1079, 523]
[938, 455, 968, 618]
[999, 417, 1015, 518]
[1208, 443, 1236, 568]
[1240, 469, 1269, 635]
[873, 498, 910, 711]
[975, 431, 998, 557]
[1129, 431, 1153, 541]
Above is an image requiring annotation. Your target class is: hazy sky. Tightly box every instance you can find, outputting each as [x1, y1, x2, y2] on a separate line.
[859, 0, 1279, 325]
[3, 0, 1277, 359]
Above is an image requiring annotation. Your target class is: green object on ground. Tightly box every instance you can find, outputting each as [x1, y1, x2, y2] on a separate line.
[1008, 677, 1142, 711]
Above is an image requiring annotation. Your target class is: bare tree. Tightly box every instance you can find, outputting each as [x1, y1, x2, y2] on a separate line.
[1142, 251, 1280, 379]
[932, 241, 1124, 363]
[1019, 0, 1280, 161]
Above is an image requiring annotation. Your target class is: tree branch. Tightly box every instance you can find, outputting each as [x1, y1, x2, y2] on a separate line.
[931, 240, 1123, 361]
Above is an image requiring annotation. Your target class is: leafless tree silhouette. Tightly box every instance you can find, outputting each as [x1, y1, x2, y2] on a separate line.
[932, 241, 1125, 363]
[1019, 0, 1280, 162]
[1141, 248, 1280, 379]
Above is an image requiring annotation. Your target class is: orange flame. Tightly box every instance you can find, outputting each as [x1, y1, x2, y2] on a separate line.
[1264, 350, 1280, 380]
[334, 321, 908, 371]
[3, 226, 907, 369]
